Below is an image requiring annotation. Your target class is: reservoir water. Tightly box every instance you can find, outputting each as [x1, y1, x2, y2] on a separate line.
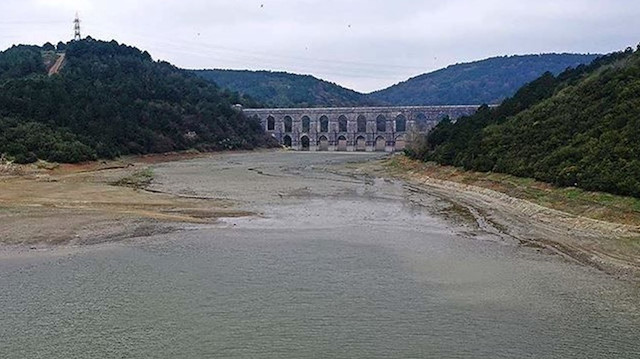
[1, 152, 639, 358]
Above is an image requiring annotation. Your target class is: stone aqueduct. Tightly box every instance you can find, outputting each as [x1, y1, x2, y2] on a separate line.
[243, 106, 479, 152]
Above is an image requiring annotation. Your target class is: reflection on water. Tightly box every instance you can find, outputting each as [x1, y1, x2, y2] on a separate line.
[1, 153, 639, 358]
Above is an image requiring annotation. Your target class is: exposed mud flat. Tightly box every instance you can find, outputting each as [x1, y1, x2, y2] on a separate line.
[2, 150, 640, 283]
[0, 153, 251, 246]
[2, 151, 640, 358]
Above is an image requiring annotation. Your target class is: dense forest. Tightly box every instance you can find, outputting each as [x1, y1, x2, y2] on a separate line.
[0, 39, 271, 164]
[408, 46, 640, 197]
[193, 69, 378, 108]
[369, 54, 599, 105]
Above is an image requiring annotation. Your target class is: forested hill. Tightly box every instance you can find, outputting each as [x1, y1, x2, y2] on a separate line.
[369, 54, 599, 105]
[408, 46, 640, 197]
[193, 69, 378, 108]
[0, 39, 270, 164]
[194, 54, 597, 108]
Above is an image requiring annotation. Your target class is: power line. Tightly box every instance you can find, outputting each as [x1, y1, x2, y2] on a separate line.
[0, 20, 68, 25]
[91, 22, 430, 73]
[0, 18, 430, 83]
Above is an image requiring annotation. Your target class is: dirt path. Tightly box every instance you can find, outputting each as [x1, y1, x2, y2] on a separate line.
[48, 53, 65, 76]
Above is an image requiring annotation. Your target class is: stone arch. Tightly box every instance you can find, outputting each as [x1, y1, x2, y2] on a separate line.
[284, 116, 293, 133]
[415, 113, 428, 131]
[355, 135, 366, 151]
[319, 115, 329, 133]
[376, 115, 387, 133]
[267, 116, 275, 131]
[395, 135, 407, 151]
[338, 115, 348, 133]
[301, 116, 311, 133]
[318, 135, 329, 151]
[375, 136, 386, 152]
[337, 135, 348, 151]
[283, 135, 292, 148]
[300, 135, 310, 151]
[357, 115, 367, 133]
[395, 114, 406, 132]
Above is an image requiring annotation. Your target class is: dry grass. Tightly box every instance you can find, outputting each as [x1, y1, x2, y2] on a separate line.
[111, 168, 155, 190]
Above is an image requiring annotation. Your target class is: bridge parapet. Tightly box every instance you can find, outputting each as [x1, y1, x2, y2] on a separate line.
[243, 105, 480, 152]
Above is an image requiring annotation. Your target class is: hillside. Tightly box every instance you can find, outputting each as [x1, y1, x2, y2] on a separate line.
[408, 46, 640, 197]
[193, 69, 378, 108]
[195, 54, 598, 108]
[369, 54, 599, 105]
[0, 39, 270, 164]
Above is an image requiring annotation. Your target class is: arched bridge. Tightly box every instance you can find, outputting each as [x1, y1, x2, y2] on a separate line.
[243, 105, 479, 152]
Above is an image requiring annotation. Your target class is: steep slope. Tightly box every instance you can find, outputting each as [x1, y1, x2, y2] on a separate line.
[0, 40, 270, 164]
[369, 54, 599, 105]
[410, 47, 640, 197]
[193, 69, 378, 108]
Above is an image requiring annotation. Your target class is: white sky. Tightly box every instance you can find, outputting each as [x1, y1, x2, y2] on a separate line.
[1, 0, 638, 92]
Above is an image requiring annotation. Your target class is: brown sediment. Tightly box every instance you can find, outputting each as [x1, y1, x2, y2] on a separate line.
[376, 155, 640, 281]
[0, 154, 252, 245]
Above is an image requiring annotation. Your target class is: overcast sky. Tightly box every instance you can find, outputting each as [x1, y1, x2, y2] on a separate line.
[1, 0, 639, 92]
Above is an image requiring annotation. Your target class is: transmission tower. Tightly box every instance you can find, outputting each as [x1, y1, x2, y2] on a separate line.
[73, 13, 81, 41]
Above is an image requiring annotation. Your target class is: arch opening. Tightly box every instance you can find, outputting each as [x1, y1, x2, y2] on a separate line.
[318, 135, 329, 151]
[302, 116, 311, 133]
[356, 136, 366, 151]
[283, 135, 292, 148]
[284, 116, 293, 133]
[319, 116, 329, 133]
[337, 135, 348, 151]
[357, 115, 367, 133]
[375, 136, 386, 152]
[395, 115, 406, 132]
[338, 115, 348, 133]
[300, 135, 310, 151]
[376, 115, 387, 133]
[267, 116, 275, 131]
[415, 113, 428, 132]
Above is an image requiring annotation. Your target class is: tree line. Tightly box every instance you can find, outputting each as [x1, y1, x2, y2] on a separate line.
[0, 39, 274, 164]
[407, 46, 640, 198]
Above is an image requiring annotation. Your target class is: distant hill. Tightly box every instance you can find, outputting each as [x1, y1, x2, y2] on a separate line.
[368, 54, 600, 105]
[195, 54, 599, 108]
[409, 47, 640, 197]
[0, 39, 271, 164]
[193, 69, 378, 108]
[369, 54, 598, 105]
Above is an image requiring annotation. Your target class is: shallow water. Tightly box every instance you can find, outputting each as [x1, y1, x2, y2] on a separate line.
[1, 152, 639, 358]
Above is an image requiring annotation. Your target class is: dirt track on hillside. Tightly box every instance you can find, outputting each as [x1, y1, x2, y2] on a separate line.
[47, 53, 65, 76]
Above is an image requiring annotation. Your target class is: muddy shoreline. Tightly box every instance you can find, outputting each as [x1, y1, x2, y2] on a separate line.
[2, 151, 640, 282]
[366, 159, 640, 282]
[0, 152, 255, 247]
